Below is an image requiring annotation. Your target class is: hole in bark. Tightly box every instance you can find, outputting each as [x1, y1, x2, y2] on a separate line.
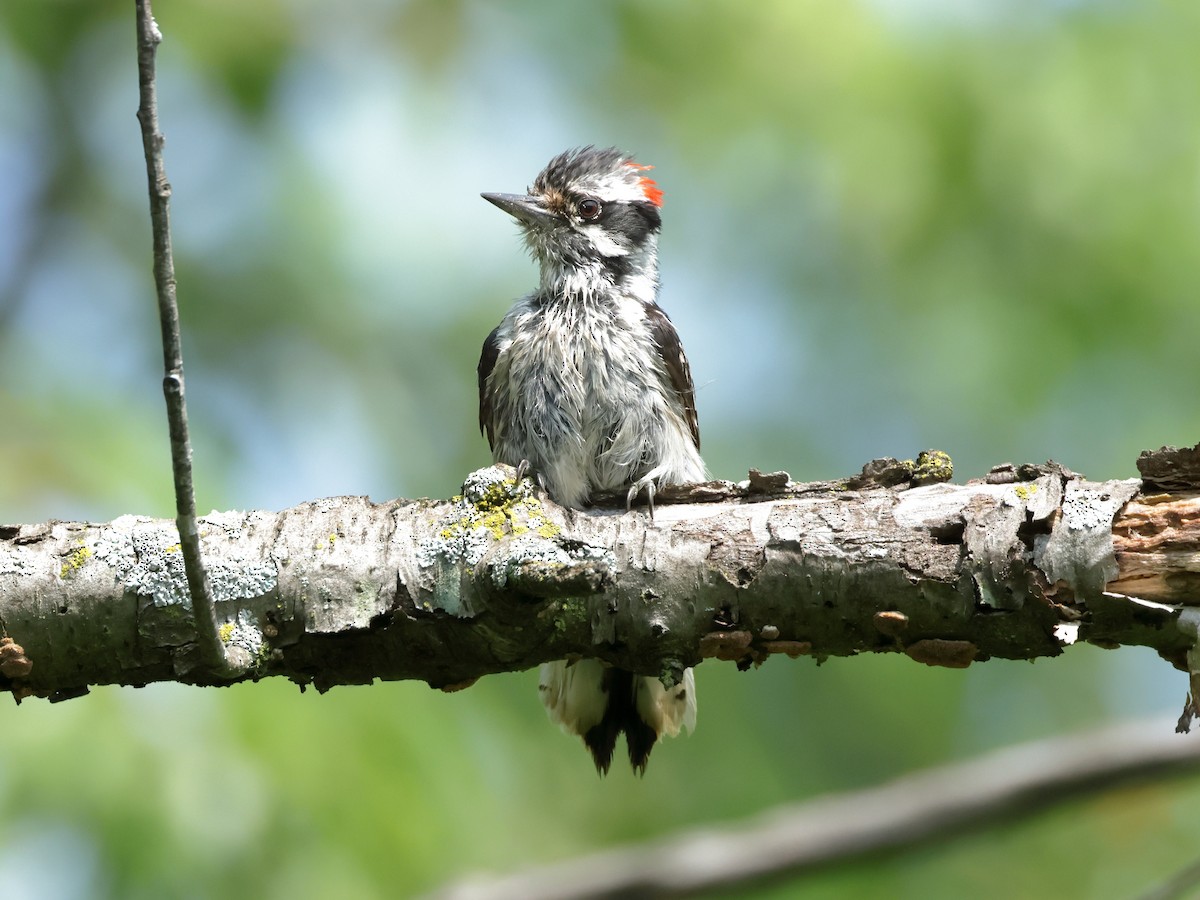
[974, 604, 1014, 616]
[929, 521, 965, 544]
[0, 525, 18, 540]
[1017, 516, 1053, 550]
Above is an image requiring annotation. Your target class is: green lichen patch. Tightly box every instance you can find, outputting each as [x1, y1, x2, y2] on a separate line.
[910, 449, 954, 486]
[847, 451, 953, 490]
[420, 466, 560, 569]
[59, 545, 92, 579]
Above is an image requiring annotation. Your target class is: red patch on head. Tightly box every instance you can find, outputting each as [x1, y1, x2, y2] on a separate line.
[625, 161, 664, 207]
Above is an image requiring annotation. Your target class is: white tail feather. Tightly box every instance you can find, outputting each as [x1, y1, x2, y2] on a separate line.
[636, 667, 697, 738]
[539, 659, 608, 736]
[540, 659, 697, 739]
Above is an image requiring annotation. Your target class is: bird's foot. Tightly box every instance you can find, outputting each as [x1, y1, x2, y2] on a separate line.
[625, 478, 657, 520]
[512, 459, 547, 494]
[514, 458, 532, 484]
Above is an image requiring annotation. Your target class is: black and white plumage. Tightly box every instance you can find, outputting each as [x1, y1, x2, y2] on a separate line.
[478, 146, 703, 774]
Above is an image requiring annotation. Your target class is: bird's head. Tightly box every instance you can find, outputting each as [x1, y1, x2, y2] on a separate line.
[483, 146, 664, 301]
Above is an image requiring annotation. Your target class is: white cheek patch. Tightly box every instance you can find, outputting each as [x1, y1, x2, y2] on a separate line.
[581, 224, 629, 257]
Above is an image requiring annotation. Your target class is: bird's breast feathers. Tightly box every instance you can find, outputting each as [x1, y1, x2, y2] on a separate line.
[485, 294, 702, 507]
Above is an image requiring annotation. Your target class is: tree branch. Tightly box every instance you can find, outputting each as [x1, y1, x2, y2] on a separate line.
[133, 0, 224, 674]
[426, 717, 1200, 900]
[1139, 853, 1200, 900]
[1, 455, 1199, 699]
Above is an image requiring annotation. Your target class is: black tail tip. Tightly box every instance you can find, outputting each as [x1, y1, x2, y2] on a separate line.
[583, 721, 659, 776]
[584, 721, 620, 777]
[581, 667, 661, 775]
[626, 718, 658, 776]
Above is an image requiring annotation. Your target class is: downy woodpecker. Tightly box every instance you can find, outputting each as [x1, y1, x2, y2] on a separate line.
[478, 147, 704, 775]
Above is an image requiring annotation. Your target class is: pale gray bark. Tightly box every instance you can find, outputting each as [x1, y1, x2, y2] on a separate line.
[2, 461, 1196, 700]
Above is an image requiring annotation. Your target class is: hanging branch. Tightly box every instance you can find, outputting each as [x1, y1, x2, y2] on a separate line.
[1140, 855, 1200, 900]
[133, 0, 225, 674]
[429, 717, 1200, 900]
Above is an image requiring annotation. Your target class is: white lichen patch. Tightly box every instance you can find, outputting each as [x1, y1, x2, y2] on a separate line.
[209, 559, 278, 602]
[92, 520, 189, 606]
[92, 518, 278, 608]
[220, 609, 266, 658]
[492, 534, 615, 589]
[492, 535, 567, 589]
[417, 523, 493, 571]
[567, 543, 614, 564]
[1059, 490, 1112, 531]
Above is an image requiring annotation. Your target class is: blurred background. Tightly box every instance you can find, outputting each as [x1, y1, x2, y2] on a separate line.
[2, 0, 1200, 897]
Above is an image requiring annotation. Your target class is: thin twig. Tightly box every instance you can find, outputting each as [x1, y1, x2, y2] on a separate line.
[430, 718, 1200, 900]
[133, 0, 225, 674]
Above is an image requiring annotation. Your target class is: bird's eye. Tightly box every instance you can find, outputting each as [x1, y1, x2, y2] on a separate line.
[578, 199, 601, 220]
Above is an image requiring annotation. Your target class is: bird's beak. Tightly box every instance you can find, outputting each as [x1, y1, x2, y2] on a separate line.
[481, 192, 557, 228]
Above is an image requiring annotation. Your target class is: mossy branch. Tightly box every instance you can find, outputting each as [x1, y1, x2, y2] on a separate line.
[2, 449, 1200, 703]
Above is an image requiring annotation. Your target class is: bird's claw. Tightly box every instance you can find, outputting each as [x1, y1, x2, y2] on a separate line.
[626, 479, 656, 521]
[514, 459, 531, 484]
[512, 459, 547, 495]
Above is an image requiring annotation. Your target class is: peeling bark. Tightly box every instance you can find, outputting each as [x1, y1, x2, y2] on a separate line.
[2, 458, 1199, 702]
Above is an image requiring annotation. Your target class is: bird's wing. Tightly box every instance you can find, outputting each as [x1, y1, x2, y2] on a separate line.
[477, 325, 502, 451]
[645, 304, 700, 450]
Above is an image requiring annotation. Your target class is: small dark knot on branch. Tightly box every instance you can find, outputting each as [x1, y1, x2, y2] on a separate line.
[747, 468, 791, 494]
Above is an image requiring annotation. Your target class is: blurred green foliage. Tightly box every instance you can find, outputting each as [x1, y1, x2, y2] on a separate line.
[2, 1, 1200, 897]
